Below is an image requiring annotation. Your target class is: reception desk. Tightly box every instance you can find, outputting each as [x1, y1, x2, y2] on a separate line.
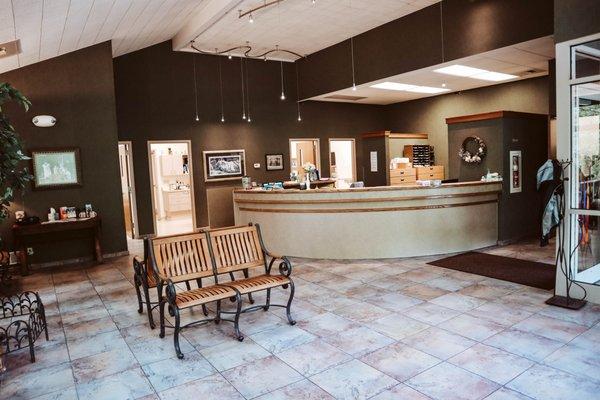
[233, 181, 502, 259]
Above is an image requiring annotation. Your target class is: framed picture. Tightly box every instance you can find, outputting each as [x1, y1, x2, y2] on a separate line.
[203, 150, 246, 182]
[509, 150, 522, 194]
[265, 154, 284, 171]
[31, 147, 82, 190]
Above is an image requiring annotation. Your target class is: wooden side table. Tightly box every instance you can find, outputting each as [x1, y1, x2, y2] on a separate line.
[12, 217, 102, 275]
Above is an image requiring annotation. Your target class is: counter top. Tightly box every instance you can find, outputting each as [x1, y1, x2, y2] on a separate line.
[234, 180, 500, 194]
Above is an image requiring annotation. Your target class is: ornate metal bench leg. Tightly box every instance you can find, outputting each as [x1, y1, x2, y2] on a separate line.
[173, 308, 184, 359]
[196, 278, 209, 316]
[134, 275, 143, 314]
[27, 328, 35, 363]
[285, 279, 296, 325]
[143, 285, 155, 329]
[159, 299, 166, 339]
[215, 300, 221, 324]
[264, 288, 271, 311]
[243, 269, 255, 304]
[234, 293, 244, 342]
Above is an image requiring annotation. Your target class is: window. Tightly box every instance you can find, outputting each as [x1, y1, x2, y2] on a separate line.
[289, 139, 320, 178]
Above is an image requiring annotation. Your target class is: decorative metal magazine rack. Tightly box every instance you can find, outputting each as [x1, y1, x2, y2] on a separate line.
[0, 291, 48, 363]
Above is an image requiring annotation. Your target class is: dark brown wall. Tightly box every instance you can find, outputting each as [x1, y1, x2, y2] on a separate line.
[299, 0, 553, 99]
[448, 114, 549, 242]
[384, 77, 550, 171]
[554, 0, 600, 43]
[113, 41, 386, 234]
[0, 42, 127, 262]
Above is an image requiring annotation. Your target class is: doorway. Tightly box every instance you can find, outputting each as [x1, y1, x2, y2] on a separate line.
[118, 142, 138, 239]
[289, 138, 321, 179]
[329, 138, 356, 182]
[148, 141, 196, 236]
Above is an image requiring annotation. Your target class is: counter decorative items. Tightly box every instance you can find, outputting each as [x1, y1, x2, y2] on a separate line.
[203, 149, 246, 182]
[459, 136, 487, 164]
[302, 162, 316, 189]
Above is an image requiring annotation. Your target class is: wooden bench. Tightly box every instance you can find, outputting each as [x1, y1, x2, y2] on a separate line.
[206, 223, 296, 325]
[133, 234, 255, 329]
[148, 232, 244, 359]
[133, 235, 209, 329]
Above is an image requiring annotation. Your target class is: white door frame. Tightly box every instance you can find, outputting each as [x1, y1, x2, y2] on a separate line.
[556, 31, 600, 302]
[289, 138, 321, 172]
[147, 140, 197, 235]
[328, 138, 356, 181]
[118, 141, 139, 239]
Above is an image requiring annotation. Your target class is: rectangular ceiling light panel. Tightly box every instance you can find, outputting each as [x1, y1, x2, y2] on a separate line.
[370, 81, 449, 94]
[370, 82, 417, 91]
[434, 64, 517, 81]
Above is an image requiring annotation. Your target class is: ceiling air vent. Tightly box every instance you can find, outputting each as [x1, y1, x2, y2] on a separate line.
[0, 39, 21, 59]
[324, 94, 367, 101]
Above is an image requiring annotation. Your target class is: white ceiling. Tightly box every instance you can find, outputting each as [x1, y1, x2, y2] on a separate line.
[310, 36, 555, 105]
[178, 0, 441, 60]
[0, 0, 442, 74]
[0, 0, 204, 74]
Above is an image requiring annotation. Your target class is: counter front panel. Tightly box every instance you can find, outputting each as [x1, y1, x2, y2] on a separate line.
[233, 181, 501, 259]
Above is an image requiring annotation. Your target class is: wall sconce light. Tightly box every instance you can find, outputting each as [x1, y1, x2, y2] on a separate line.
[32, 115, 56, 127]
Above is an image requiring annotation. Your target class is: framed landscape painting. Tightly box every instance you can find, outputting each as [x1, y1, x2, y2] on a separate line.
[31, 148, 82, 189]
[203, 150, 246, 182]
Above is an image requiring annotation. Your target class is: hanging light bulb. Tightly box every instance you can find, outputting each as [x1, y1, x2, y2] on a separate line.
[228, 53, 232, 60]
[279, 60, 286, 100]
[352, 83, 357, 91]
[221, 116, 225, 122]
[296, 63, 302, 122]
[297, 114, 302, 122]
[312, 0, 316, 4]
[192, 55, 200, 121]
[247, 117, 252, 123]
[195, 115, 199, 121]
[249, 13, 254, 23]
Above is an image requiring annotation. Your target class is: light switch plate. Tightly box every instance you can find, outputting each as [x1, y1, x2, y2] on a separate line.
[253, 163, 260, 169]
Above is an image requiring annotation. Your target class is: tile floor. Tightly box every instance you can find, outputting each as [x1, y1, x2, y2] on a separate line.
[1, 240, 599, 400]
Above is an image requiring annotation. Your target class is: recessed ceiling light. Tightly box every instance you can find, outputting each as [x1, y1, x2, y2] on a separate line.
[472, 71, 518, 81]
[405, 86, 451, 94]
[370, 82, 417, 91]
[434, 65, 488, 77]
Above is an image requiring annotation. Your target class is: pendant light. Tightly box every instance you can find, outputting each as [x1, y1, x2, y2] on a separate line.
[296, 62, 302, 122]
[280, 61, 286, 100]
[193, 55, 200, 121]
[240, 58, 246, 120]
[245, 58, 251, 123]
[350, 36, 357, 91]
[218, 55, 225, 122]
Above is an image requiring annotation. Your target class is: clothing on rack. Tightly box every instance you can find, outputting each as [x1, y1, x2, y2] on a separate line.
[537, 159, 563, 246]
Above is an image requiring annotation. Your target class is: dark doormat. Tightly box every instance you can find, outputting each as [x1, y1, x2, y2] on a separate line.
[428, 252, 555, 290]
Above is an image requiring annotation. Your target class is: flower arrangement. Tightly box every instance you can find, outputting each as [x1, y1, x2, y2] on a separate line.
[302, 162, 316, 173]
[458, 136, 487, 164]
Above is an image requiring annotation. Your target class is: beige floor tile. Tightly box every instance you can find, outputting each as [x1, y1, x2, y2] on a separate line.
[309, 359, 398, 400]
[276, 339, 352, 376]
[361, 342, 441, 381]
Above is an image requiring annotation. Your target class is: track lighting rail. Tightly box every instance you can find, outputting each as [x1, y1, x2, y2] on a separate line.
[190, 41, 303, 61]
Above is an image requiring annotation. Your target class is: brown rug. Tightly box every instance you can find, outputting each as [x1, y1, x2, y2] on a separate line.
[428, 252, 555, 290]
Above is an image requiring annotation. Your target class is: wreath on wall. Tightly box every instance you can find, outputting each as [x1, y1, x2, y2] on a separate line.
[458, 136, 487, 164]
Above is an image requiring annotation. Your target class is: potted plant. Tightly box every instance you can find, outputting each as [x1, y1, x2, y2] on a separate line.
[0, 82, 32, 270]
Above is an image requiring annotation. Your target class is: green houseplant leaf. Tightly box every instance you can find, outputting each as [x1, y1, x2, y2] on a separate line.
[0, 82, 32, 229]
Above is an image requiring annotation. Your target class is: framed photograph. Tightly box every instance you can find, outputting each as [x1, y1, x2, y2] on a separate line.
[203, 150, 246, 182]
[31, 147, 82, 190]
[265, 154, 284, 171]
[509, 150, 522, 194]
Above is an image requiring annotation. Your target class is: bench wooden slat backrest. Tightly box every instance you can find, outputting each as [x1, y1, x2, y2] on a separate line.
[207, 225, 265, 275]
[150, 232, 213, 283]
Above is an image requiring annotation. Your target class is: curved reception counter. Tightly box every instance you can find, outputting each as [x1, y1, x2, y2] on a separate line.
[233, 181, 502, 259]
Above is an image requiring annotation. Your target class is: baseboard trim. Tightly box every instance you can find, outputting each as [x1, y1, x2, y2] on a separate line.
[28, 250, 130, 270]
